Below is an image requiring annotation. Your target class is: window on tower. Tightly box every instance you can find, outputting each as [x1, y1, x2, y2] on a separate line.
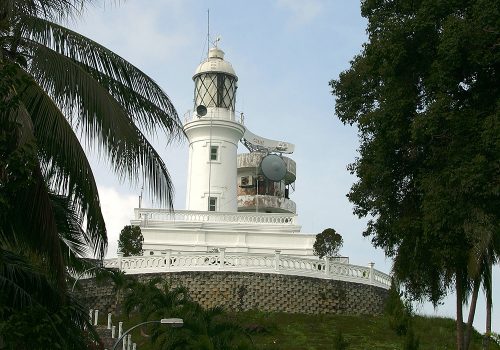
[208, 197, 217, 211]
[210, 146, 219, 161]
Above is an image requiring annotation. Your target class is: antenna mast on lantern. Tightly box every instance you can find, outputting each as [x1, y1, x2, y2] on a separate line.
[207, 9, 210, 57]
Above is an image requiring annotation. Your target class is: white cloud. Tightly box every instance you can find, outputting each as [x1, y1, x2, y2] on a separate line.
[70, 1, 193, 70]
[98, 186, 137, 258]
[276, 0, 323, 26]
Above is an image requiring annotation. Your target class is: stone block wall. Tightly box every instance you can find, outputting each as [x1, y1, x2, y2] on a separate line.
[76, 271, 387, 316]
[74, 279, 118, 315]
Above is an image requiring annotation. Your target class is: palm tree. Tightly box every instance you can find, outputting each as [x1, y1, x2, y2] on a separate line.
[463, 210, 499, 350]
[124, 277, 190, 322]
[0, 0, 184, 284]
[123, 279, 253, 350]
[0, 239, 101, 349]
[1, 1, 183, 346]
[173, 304, 253, 350]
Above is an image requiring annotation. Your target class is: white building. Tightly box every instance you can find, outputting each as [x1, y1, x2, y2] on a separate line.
[137, 45, 316, 256]
[106, 44, 390, 292]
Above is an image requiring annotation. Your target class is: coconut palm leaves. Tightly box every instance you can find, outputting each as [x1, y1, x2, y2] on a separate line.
[172, 304, 253, 350]
[123, 278, 254, 350]
[1, 0, 183, 280]
[0, 242, 100, 349]
[1, 2, 183, 345]
[152, 305, 253, 350]
[124, 277, 190, 322]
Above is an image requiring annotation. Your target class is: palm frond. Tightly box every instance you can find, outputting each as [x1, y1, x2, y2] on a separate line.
[0, 243, 61, 311]
[79, 61, 184, 138]
[10, 160, 66, 286]
[20, 37, 176, 206]
[465, 209, 497, 278]
[0, 88, 65, 285]
[9, 0, 93, 22]
[18, 74, 107, 257]
[50, 192, 91, 257]
[0, 243, 100, 348]
[18, 15, 182, 138]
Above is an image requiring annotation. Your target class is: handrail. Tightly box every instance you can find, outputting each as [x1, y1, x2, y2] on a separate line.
[104, 251, 391, 290]
[133, 208, 298, 226]
[183, 109, 245, 124]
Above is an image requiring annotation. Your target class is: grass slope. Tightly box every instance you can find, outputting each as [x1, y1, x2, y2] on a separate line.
[115, 312, 497, 350]
[230, 312, 497, 350]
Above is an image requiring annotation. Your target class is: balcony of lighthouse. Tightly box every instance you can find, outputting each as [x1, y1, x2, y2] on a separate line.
[183, 109, 246, 124]
[237, 152, 296, 214]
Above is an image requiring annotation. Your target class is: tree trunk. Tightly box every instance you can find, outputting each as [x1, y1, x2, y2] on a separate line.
[464, 277, 480, 350]
[456, 274, 464, 350]
[485, 262, 492, 350]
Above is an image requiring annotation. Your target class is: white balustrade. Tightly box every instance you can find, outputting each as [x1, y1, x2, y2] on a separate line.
[104, 251, 391, 289]
[134, 208, 297, 226]
[183, 109, 245, 124]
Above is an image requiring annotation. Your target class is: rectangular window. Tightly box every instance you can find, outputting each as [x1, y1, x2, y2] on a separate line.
[208, 197, 217, 211]
[210, 146, 219, 161]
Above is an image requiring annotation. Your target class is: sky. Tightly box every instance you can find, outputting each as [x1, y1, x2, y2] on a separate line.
[68, 0, 497, 333]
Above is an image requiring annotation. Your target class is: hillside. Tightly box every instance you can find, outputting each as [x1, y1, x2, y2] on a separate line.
[117, 311, 497, 350]
[230, 312, 496, 350]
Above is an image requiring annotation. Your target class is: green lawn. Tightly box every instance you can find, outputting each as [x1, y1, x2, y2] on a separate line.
[230, 312, 495, 350]
[114, 311, 497, 350]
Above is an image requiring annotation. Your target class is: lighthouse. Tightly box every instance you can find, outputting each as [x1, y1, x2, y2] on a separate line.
[136, 43, 314, 256]
[184, 46, 245, 212]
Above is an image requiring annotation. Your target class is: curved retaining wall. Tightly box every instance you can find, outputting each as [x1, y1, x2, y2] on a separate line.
[77, 271, 388, 316]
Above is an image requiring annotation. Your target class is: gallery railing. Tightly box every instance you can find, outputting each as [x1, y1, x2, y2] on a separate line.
[104, 250, 391, 290]
[133, 208, 298, 226]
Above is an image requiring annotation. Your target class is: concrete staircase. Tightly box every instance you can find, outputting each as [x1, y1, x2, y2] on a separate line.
[96, 325, 115, 349]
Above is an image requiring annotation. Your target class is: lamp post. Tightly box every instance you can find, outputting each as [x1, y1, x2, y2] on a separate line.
[111, 318, 183, 350]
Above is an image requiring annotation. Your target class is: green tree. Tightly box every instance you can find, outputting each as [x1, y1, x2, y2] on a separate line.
[123, 278, 253, 349]
[118, 225, 144, 257]
[330, 1, 499, 349]
[1, 0, 183, 347]
[0, 0, 183, 283]
[385, 281, 411, 337]
[313, 228, 343, 259]
[124, 277, 190, 323]
[0, 244, 101, 349]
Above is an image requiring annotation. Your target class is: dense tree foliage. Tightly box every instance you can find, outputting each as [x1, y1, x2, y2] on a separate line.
[123, 278, 254, 349]
[1, 0, 183, 347]
[313, 228, 344, 259]
[0, 244, 101, 349]
[0, 0, 183, 280]
[330, 1, 499, 349]
[118, 225, 144, 257]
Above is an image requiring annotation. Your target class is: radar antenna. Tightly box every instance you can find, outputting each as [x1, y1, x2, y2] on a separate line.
[241, 128, 295, 154]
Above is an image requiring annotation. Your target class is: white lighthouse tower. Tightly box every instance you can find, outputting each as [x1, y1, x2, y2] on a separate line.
[184, 46, 245, 212]
[113, 41, 392, 299]
[136, 43, 315, 256]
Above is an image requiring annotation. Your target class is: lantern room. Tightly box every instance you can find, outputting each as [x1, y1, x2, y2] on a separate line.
[193, 47, 238, 119]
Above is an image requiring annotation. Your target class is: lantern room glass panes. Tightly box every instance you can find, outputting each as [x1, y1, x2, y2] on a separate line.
[194, 73, 237, 110]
